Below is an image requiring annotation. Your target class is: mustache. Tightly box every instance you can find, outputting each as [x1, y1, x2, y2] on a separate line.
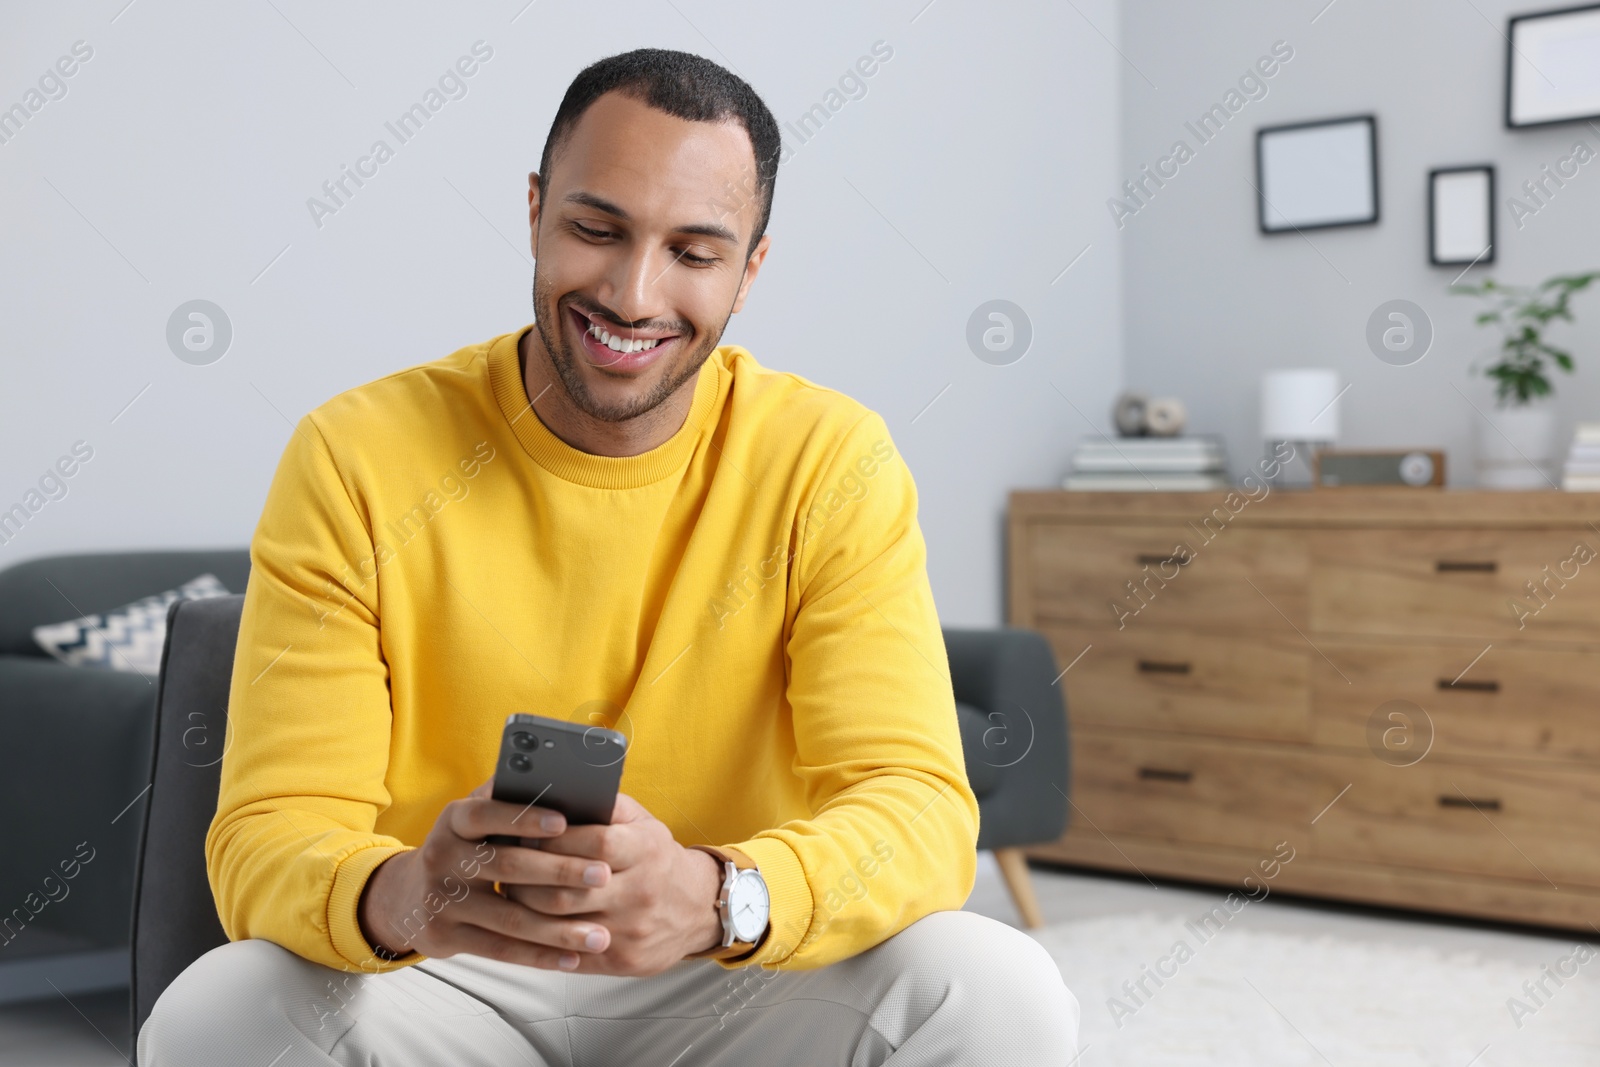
[566, 299, 687, 336]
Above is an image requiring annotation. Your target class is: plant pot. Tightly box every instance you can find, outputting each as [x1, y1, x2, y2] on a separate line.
[1476, 404, 1557, 489]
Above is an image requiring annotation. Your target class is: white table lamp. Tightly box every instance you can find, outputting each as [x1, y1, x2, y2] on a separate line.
[1261, 369, 1341, 485]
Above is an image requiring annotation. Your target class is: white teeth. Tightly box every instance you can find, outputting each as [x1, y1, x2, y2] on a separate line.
[588, 322, 664, 354]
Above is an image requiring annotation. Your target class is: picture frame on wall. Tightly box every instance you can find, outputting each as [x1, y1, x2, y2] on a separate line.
[1255, 115, 1379, 234]
[1428, 165, 1495, 267]
[1506, 2, 1600, 128]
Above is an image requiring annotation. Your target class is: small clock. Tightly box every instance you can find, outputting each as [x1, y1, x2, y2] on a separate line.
[1315, 449, 1446, 488]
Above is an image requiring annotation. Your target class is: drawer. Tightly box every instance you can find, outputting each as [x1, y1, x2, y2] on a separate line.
[1314, 755, 1600, 888]
[1046, 625, 1310, 742]
[1312, 642, 1600, 761]
[1310, 528, 1600, 642]
[1069, 731, 1334, 855]
[1025, 522, 1308, 630]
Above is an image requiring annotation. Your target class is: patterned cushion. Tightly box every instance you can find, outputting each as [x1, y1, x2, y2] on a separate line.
[32, 573, 231, 676]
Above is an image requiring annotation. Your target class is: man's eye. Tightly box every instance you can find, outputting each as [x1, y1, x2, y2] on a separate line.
[570, 222, 716, 266]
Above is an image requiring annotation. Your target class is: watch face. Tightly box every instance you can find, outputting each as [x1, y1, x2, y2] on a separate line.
[728, 869, 770, 943]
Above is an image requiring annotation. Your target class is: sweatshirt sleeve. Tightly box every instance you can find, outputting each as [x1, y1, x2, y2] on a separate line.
[724, 410, 979, 970]
[206, 414, 422, 974]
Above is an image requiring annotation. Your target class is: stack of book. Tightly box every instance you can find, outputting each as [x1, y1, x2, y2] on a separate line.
[1561, 423, 1600, 491]
[1063, 435, 1230, 491]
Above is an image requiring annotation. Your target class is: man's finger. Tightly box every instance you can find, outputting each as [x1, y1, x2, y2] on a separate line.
[443, 919, 587, 972]
[610, 792, 651, 823]
[465, 894, 612, 956]
[481, 841, 611, 890]
[538, 823, 641, 870]
[448, 796, 568, 842]
[505, 882, 605, 917]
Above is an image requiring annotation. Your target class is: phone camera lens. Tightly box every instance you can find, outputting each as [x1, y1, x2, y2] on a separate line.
[512, 731, 538, 752]
[508, 752, 532, 772]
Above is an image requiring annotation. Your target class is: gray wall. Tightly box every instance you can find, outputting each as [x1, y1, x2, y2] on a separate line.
[0, 0, 1123, 626]
[1119, 0, 1600, 483]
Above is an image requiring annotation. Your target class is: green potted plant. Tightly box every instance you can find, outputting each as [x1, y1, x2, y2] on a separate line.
[1451, 271, 1600, 489]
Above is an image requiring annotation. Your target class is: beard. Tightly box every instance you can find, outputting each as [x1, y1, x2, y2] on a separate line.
[529, 266, 725, 425]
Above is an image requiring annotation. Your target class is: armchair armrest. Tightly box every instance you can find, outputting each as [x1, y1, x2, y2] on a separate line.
[0, 655, 157, 951]
[942, 628, 1071, 851]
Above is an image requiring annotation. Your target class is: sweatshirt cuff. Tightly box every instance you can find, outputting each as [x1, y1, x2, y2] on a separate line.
[724, 836, 811, 969]
[328, 843, 424, 972]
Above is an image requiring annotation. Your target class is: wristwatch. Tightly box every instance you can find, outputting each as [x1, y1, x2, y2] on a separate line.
[687, 845, 770, 960]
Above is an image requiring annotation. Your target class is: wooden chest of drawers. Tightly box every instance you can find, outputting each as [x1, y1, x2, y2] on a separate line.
[1010, 489, 1600, 929]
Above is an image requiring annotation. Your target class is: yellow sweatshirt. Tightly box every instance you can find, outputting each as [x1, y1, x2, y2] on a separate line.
[207, 325, 978, 975]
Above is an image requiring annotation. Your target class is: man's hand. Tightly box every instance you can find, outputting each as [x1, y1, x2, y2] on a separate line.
[357, 778, 618, 970]
[506, 793, 725, 976]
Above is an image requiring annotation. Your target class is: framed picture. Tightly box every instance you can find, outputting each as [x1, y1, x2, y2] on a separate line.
[1506, 2, 1600, 128]
[1255, 115, 1379, 234]
[1428, 165, 1495, 266]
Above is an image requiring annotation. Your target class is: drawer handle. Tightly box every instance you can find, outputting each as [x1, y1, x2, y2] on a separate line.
[1135, 553, 1190, 567]
[1438, 678, 1500, 693]
[1435, 560, 1498, 573]
[1137, 660, 1192, 675]
[1438, 794, 1501, 812]
[1138, 766, 1193, 783]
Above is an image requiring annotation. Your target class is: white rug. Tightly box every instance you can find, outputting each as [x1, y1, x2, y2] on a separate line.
[1031, 912, 1600, 1066]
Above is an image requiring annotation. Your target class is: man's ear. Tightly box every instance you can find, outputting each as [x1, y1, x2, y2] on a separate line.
[730, 233, 771, 315]
[527, 170, 542, 255]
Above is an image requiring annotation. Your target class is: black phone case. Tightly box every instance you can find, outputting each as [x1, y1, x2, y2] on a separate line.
[488, 713, 627, 845]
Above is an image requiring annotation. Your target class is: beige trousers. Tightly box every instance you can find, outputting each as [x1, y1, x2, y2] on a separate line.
[137, 910, 1078, 1065]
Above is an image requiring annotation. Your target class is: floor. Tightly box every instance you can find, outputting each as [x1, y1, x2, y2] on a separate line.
[4, 856, 1593, 1065]
[0, 985, 129, 1066]
[970, 855, 1600, 1065]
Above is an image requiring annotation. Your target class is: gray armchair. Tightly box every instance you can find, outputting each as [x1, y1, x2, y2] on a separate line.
[0, 550, 249, 964]
[128, 603, 1071, 1050]
[946, 628, 1072, 928]
[131, 594, 243, 1048]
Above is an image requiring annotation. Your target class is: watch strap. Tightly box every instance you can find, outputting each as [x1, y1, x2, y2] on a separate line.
[690, 844, 758, 871]
[686, 845, 765, 960]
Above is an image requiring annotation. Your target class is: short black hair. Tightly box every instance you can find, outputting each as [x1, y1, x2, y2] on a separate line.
[537, 49, 781, 259]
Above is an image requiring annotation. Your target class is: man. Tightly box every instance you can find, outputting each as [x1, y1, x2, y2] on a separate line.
[140, 48, 1077, 1065]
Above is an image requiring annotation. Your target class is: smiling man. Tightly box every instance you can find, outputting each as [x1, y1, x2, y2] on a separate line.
[139, 48, 1078, 1065]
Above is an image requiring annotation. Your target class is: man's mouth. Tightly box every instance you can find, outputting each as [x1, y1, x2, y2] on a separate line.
[568, 306, 681, 371]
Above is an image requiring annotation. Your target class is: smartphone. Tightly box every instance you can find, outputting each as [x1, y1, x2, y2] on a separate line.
[488, 712, 628, 846]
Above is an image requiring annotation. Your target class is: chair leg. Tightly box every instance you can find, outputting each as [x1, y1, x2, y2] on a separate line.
[994, 847, 1045, 929]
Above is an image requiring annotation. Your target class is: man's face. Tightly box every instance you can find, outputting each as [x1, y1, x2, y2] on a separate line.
[528, 91, 770, 424]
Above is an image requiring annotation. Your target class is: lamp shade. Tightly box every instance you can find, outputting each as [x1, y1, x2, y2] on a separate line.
[1261, 369, 1341, 441]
